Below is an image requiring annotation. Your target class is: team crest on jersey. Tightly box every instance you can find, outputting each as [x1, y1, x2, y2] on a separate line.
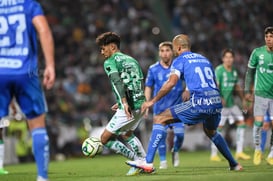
[106, 66, 111, 72]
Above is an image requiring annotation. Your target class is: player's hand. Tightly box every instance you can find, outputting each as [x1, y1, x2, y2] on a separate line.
[144, 108, 149, 119]
[182, 90, 190, 102]
[244, 93, 253, 102]
[221, 98, 226, 107]
[123, 103, 132, 120]
[111, 103, 118, 111]
[43, 66, 55, 90]
[141, 101, 154, 114]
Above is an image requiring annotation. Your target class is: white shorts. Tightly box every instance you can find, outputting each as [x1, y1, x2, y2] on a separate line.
[254, 95, 273, 120]
[219, 105, 244, 126]
[106, 109, 143, 135]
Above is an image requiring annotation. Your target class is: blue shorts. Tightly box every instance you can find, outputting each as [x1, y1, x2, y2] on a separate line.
[170, 101, 221, 130]
[0, 74, 47, 119]
[165, 122, 184, 134]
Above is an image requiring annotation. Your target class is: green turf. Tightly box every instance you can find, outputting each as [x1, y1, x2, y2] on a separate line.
[2, 150, 273, 181]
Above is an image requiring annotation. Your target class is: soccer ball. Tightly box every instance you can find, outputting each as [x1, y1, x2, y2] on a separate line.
[82, 137, 103, 157]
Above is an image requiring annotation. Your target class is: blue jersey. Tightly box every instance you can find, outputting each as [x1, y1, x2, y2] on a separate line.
[0, 0, 43, 75]
[171, 51, 222, 110]
[145, 61, 183, 115]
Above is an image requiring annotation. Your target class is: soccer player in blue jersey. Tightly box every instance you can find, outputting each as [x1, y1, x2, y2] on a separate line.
[145, 41, 185, 169]
[126, 34, 242, 172]
[0, 1, 55, 180]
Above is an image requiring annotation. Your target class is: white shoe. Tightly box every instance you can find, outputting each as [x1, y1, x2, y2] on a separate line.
[37, 176, 49, 181]
[159, 160, 167, 169]
[126, 167, 141, 176]
[0, 117, 10, 128]
[125, 159, 155, 173]
[229, 163, 243, 171]
[172, 151, 180, 167]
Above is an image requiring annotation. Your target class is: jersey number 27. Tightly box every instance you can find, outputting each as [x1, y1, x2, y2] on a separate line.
[0, 14, 26, 47]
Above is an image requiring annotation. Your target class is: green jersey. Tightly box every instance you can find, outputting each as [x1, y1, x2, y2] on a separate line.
[215, 64, 238, 107]
[248, 46, 273, 98]
[104, 52, 145, 110]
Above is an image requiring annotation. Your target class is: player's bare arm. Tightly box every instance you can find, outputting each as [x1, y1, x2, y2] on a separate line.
[33, 15, 55, 90]
[141, 74, 179, 113]
[244, 67, 255, 102]
[144, 86, 153, 118]
[111, 103, 118, 111]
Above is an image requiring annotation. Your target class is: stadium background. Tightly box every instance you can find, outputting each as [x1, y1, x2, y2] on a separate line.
[4, 0, 273, 163]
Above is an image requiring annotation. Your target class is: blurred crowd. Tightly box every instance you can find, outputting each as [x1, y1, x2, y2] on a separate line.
[6, 0, 272, 161]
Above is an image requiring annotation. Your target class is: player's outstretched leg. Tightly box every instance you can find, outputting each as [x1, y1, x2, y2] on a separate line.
[209, 132, 242, 171]
[253, 121, 263, 165]
[158, 128, 167, 169]
[210, 129, 222, 162]
[172, 125, 184, 167]
[126, 124, 166, 173]
[124, 134, 147, 175]
[105, 139, 138, 160]
[235, 124, 250, 160]
[32, 128, 50, 181]
[266, 129, 273, 165]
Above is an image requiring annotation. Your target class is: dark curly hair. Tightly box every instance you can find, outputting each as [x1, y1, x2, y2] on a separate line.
[96, 32, 120, 49]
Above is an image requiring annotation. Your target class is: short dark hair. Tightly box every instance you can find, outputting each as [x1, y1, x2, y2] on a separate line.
[221, 48, 234, 58]
[264, 27, 273, 35]
[96, 32, 120, 48]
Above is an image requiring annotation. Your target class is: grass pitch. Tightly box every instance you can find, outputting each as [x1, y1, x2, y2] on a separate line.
[2, 150, 273, 181]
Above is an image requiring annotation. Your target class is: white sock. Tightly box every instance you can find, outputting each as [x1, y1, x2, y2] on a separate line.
[268, 145, 273, 158]
[107, 139, 137, 160]
[211, 142, 218, 156]
[253, 124, 262, 151]
[0, 142, 4, 169]
[236, 126, 245, 153]
[126, 135, 146, 158]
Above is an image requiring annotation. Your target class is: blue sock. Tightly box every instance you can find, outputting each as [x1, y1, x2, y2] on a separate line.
[173, 126, 184, 152]
[32, 128, 49, 179]
[261, 129, 267, 153]
[146, 124, 166, 163]
[158, 129, 167, 161]
[173, 133, 184, 152]
[211, 132, 237, 167]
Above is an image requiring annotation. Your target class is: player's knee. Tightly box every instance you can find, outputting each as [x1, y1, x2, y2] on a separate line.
[121, 131, 133, 140]
[203, 128, 216, 139]
[263, 122, 270, 130]
[175, 133, 184, 140]
[100, 133, 110, 145]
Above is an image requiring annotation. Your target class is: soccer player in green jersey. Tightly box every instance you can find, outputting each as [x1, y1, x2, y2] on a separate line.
[96, 32, 146, 175]
[245, 26, 273, 165]
[210, 49, 250, 162]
